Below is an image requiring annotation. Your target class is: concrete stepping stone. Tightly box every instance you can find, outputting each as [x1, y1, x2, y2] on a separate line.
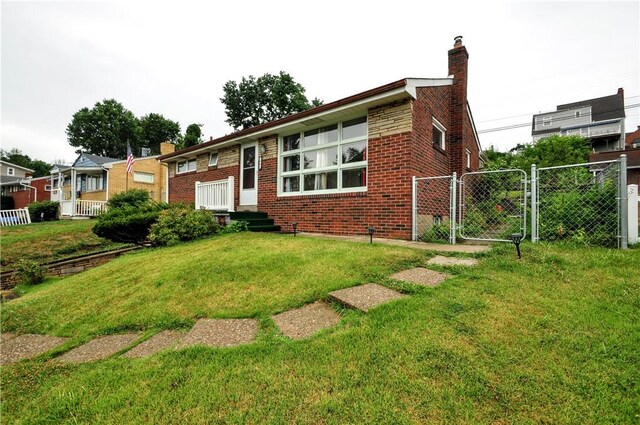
[329, 283, 407, 312]
[57, 334, 140, 364]
[427, 255, 478, 267]
[122, 330, 184, 359]
[1, 334, 69, 365]
[272, 302, 341, 340]
[177, 319, 258, 349]
[1, 333, 17, 343]
[391, 267, 449, 287]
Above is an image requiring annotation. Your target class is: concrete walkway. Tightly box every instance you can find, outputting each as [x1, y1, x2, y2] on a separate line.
[298, 233, 490, 253]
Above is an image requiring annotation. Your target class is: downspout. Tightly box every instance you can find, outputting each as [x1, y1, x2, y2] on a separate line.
[71, 167, 76, 217]
[19, 180, 37, 204]
[163, 162, 169, 203]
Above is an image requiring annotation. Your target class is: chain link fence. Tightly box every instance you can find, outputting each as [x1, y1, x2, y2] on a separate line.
[459, 170, 527, 242]
[413, 176, 455, 243]
[534, 160, 622, 247]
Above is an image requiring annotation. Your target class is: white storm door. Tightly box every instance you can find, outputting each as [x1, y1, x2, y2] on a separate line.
[240, 142, 258, 205]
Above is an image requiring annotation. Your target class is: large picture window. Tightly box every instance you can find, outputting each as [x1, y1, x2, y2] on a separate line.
[279, 116, 367, 195]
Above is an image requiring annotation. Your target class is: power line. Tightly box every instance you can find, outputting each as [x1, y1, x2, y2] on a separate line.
[478, 103, 640, 134]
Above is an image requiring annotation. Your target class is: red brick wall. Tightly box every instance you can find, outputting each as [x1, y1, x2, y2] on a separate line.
[257, 132, 414, 239]
[411, 86, 452, 178]
[169, 166, 239, 207]
[448, 44, 469, 176]
[10, 190, 32, 208]
[31, 178, 52, 202]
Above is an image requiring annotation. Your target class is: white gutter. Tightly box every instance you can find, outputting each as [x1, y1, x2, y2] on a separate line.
[19, 180, 37, 204]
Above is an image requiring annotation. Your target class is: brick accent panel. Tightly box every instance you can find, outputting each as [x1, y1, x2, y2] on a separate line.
[369, 100, 412, 138]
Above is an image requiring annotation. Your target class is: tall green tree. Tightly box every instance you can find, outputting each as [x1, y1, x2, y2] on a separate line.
[484, 135, 590, 170]
[179, 123, 203, 149]
[139, 113, 181, 155]
[66, 99, 140, 159]
[220, 71, 323, 131]
[0, 148, 51, 177]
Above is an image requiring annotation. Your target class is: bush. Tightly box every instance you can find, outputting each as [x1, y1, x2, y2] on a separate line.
[219, 220, 249, 234]
[107, 189, 150, 209]
[28, 201, 59, 221]
[1, 195, 15, 210]
[93, 202, 166, 244]
[421, 222, 450, 243]
[15, 260, 45, 286]
[149, 205, 220, 246]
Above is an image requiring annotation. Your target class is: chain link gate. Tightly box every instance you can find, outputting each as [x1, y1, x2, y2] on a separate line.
[458, 169, 527, 242]
[531, 158, 626, 248]
[413, 155, 628, 247]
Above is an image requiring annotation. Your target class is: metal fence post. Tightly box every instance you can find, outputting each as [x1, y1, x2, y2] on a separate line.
[450, 172, 457, 245]
[411, 176, 417, 241]
[620, 155, 628, 249]
[531, 164, 537, 243]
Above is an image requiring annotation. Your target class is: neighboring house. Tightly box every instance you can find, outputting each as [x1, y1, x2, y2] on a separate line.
[531, 88, 626, 152]
[626, 125, 640, 149]
[52, 143, 175, 217]
[0, 160, 35, 209]
[159, 37, 481, 240]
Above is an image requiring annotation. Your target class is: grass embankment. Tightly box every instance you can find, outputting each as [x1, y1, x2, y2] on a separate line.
[1, 234, 639, 423]
[0, 220, 128, 269]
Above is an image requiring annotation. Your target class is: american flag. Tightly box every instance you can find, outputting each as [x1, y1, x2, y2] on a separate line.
[126, 142, 135, 174]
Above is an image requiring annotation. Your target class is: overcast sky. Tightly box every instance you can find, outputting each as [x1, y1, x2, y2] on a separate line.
[2, 0, 639, 163]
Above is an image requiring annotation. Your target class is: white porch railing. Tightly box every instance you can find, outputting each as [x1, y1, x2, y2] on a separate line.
[60, 200, 107, 217]
[0, 207, 31, 226]
[195, 177, 235, 211]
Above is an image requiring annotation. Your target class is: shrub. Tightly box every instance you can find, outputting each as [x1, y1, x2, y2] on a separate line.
[28, 201, 59, 222]
[1, 195, 15, 210]
[93, 202, 166, 244]
[219, 220, 249, 234]
[421, 222, 450, 243]
[149, 205, 220, 246]
[15, 260, 45, 286]
[107, 189, 150, 209]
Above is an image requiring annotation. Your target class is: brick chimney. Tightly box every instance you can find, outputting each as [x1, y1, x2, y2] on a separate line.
[160, 142, 176, 155]
[448, 35, 469, 175]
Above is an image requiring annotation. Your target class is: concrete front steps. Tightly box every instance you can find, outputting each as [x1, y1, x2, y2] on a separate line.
[229, 211, 281, 232]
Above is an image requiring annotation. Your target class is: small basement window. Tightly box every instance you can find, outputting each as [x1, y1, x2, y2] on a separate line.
[208, 153, 219, 166]
[177, 159, 197, 173]
[432, 117, 446, 150]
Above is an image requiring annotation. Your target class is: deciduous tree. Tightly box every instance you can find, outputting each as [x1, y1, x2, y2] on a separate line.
[221, 71, 322, 131]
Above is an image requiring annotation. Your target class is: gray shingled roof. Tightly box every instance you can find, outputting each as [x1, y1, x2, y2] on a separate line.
[557, 90, 625, 121]
[72, 153, 121, 168]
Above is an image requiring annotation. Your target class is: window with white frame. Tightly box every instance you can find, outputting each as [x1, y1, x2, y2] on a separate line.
[7, 167, 15, 176]
[432, 117, 446, 150]
[45, 184, 52, 191]
[208, 153, 219, 166]
[466, 149, 471, 169]
[86, 175, 104, 191]
[279, 116, 367, 195]
[133, 171, 154, 184]
[177, 159, 197, 173]
[542, 116, 552, 126]
[574, 111, 581, 118]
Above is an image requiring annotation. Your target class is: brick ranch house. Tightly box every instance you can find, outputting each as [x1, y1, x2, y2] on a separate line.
[159, 37, 481, 240]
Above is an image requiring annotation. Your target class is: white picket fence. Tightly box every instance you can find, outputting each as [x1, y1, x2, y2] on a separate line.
[0, 207, 31, 226]
[195, 177, 235, 211]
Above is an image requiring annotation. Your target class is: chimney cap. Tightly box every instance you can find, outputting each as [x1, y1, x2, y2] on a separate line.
[454, 35, 463, 47]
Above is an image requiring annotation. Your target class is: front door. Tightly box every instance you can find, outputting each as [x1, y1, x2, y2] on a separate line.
[240, 142, 258, 206]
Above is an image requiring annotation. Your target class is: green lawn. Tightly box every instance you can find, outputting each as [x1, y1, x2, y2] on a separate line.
[1, 233, 638, 423]
[0, 220, 128, 269]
